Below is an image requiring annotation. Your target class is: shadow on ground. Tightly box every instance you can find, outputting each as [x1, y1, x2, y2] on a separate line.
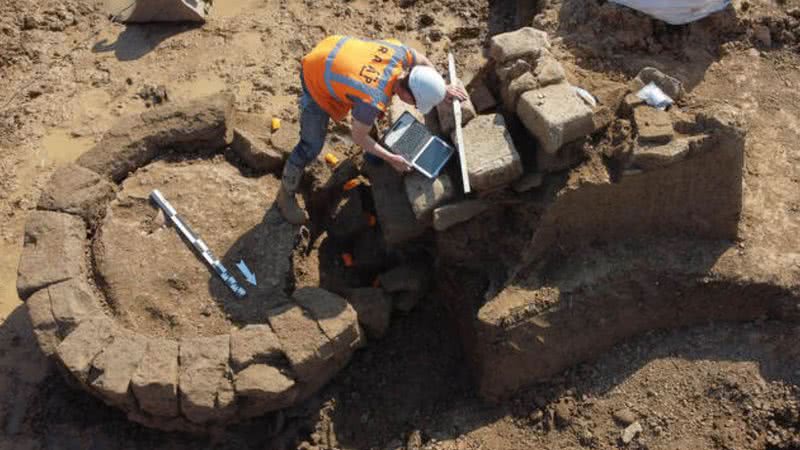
[92, 24, 197, 61]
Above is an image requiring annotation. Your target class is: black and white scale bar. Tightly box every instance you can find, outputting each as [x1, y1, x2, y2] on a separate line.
[150, 189, 247, 298]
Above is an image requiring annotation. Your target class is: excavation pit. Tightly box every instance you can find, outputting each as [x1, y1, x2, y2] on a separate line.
[94, 158, 298, 339]
[18, 94, 368, 433]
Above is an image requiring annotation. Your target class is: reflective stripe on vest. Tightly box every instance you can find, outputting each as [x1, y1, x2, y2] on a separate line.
[323, 37, 407, 109]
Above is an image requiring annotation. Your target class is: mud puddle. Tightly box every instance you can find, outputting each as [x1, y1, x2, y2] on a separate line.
[40, 129, 95, 167]
[171, 75, 227, 100]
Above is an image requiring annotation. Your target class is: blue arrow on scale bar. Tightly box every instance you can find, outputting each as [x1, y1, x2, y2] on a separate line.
[236, 260, 257, 286]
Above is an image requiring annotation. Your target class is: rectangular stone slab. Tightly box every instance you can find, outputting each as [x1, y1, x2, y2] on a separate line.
[489, 27, 550, 63]
[17, 210, 87, 300]
[293, 288, 362, 354]
[56, 315, 117, 382]
[90, 333, 148, 408]
[48, 279, 104, 337]
[364, 163, 427, 246]
[131, 338, 180, 418]
[179, 335, 234, 424]
[267, 302, 334, 384]
[234, 364, 298, 418]
[230, 324, 283, 371]
[37, 164, 116, 224]
[404, 172, 455, 222]
[458, 114, 523, 191]
[348, 288, 392, 338]
[517, 83, 595, 154]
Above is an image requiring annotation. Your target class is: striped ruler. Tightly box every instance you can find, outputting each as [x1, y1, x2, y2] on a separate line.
[448, 52, 471, 194]
[150, 189, 246, 298]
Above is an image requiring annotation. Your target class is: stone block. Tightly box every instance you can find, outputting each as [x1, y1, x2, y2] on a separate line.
[633, 106, 674, 145]
[56, 315, 117, 382]
[496, 59, 533, 85]
[131, 338, 180, 418]
[512, 172, 544, 193]
[633, 135, 710, 170]
[404, 172, 455, 222]
[436, 79, 477, 135]
[634, 67, 684, 100]
[233, 364, 296, 411]
[502, 72, 539, 111]
[459, 114, 523, 191]
[267, 302, 334, 383]
[230, 324, 284, 371]
[90, 333, 148, 407]
[25, 289, 60, 356]
[77, 93, 234, 182]
[517, 84, 595, 154]
[179, 335, 235, 424]
[489, 27, 550, 63]
[231, 128, 284, 172]
[433, 200, 490, 231]
[37, 164, 116, 224]
[378, 264, 430, 294]
[348, 288, 392, 338]
[364, 162, 427, 245]
[293, 288, 362, 354]
[470, 80, 497, 113]
[328, 191, 368, 240]
[536, 139, 588, 173]
[16, 211, 87, 300]
[269, 121, 299, 156]
[48, 279, 104, 337]
[535, 51, 566, 87]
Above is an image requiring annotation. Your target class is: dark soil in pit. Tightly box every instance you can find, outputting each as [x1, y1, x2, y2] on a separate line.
[93, 156, 303, 338]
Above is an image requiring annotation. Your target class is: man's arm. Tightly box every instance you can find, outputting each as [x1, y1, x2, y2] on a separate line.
[351, 119, 412, 173]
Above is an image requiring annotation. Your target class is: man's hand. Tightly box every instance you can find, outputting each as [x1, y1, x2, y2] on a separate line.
[445, 84, 468, 103]
[386, 153, 413, 173]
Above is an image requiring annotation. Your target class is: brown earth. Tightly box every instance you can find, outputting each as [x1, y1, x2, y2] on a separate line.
[1, 0, 800, 449]
[94, 157, 299, 338]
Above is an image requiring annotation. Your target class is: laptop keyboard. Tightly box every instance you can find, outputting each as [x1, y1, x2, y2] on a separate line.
[391, 121, 430, 160]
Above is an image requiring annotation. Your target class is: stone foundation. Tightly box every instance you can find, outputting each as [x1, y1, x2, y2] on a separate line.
[19, 94, 369, 432]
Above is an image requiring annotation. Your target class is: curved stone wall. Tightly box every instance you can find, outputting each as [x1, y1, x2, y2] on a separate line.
[19, 93, 364, 432]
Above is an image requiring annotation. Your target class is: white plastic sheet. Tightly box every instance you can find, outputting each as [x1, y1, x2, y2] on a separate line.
[609, 0, 731, 25]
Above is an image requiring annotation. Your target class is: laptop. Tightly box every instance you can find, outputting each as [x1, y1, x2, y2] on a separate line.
[381, 111, 454, 178]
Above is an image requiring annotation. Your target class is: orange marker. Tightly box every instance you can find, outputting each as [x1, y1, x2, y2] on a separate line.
[343, 179, 361, 191]
[367, 214, 377, 227]
[324, 153, 339, 166]
[341, 253, 354, 267]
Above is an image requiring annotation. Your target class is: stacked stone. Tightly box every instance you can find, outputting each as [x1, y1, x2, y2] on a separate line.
[489, 27, 597, 174]
[625, 67, 719, 171]
[19, 93, 367, 433]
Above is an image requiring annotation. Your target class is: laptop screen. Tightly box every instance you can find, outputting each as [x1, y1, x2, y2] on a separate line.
[413, 136, 453, 178]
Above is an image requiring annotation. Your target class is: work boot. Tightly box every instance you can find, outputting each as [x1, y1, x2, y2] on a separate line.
[278, 162, 308, 225]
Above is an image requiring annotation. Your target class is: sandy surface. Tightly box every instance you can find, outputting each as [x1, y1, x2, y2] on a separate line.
[0, 0, 799, 448]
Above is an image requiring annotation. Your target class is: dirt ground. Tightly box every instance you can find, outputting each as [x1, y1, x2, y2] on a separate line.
[1, 0, 800, 449]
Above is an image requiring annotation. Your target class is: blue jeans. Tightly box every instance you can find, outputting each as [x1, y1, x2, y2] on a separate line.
[288, 79, 330, 169]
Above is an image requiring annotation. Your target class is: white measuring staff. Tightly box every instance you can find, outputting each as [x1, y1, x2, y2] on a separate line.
[448, 52, 471, 194]
[150, 189, 247, 298]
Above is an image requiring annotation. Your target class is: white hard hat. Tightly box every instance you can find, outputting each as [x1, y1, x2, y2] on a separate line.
[408, 66, 446, 115]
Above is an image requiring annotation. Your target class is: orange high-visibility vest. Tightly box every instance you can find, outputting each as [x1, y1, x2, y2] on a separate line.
[302, 35, 415, 122]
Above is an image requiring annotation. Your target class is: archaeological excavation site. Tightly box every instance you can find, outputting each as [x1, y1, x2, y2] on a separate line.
[3, 0, 800, 448]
